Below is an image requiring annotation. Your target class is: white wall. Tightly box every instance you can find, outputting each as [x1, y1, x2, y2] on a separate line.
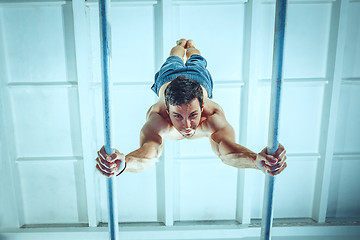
[0, 0, 359, 239]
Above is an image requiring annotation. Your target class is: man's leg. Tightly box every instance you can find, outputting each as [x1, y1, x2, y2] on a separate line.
[185, 40, 201, 61]
[170, 38, 187, 61]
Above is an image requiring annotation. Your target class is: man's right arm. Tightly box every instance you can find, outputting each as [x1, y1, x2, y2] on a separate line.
[124, 112, 166, 172]
[96, 111, 168, 176]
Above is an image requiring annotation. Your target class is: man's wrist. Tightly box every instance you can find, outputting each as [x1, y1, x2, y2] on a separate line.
[116, 161, 126, 176]
[253, 153, 262, 170]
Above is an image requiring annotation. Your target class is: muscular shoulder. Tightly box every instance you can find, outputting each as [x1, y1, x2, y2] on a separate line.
[143, 101, 171, 135]
[206, 110, 228, 132]
[202, 99, 227, 128]
[201, 99, 235, 141]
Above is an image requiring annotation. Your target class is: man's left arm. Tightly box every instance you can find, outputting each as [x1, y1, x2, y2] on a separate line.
[209, 114, 287, 176]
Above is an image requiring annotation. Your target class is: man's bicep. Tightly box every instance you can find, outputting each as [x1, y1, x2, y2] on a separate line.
[140, 123, 162, 147]
[140, 113, 167, 146]
[210, 124, 236, 144]
[208, 123, 235, 157]
[208, 112, 236, 143]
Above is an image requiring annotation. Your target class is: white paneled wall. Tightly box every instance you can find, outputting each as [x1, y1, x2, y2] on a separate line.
[332, 4, 360, 218]
[0, 0, 360, 239]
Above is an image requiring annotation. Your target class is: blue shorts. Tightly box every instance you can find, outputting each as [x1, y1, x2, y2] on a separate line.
[151, 55, 213, 98]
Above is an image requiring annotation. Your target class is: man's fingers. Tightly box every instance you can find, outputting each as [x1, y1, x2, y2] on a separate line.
[107, 152, 123, 163]
[98, 146, 114, 162]
[260, 147, 268, 155]
[96, 163, 108, 174]
[95, 146, 126, 177]
[98, 146, 118, 162]
[273, 144, 285, 157]
[99, 145, 107, 158]
[269, 162, 287, 176]
[98, 147, 124, 163]
[97, 155, 112, 168]
[97, 150, 105, 161]
[274, 162, 287, 175]
[259, 143, 287, 176]
[271, 144, 287, 165]
[96, 160, 124, 177]
[266, 156, 287, 175]
[275, 149, 286, 161]
[96, 163, 114, 177]
[96, 159, 112, 174]
[96, 156, 118, 171]
[278, 155, 287, 165]
[269, 155, 287, 171]
[264, 155, 278, 166]
[278, 149, 286, 159]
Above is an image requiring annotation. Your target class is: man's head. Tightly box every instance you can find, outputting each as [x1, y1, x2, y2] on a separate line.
[165, 76, 204, 137]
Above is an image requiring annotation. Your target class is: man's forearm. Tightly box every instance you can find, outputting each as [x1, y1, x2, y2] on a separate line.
[124, 142, 162, 173]
[217, 140, 259, 170]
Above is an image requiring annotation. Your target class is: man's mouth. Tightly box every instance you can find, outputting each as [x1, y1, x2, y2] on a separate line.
[182, 129, 195, 136]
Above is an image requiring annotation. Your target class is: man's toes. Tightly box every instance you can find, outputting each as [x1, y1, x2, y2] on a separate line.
[176, 38, 187, 47]
[185, 39, 195, 49]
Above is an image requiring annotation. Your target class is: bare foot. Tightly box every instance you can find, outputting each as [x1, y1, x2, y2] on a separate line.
[176, 38, 187, 48]
[185, 39, 201, 60]
[185, 39, 195, 49]
[170, 39, 188, 61]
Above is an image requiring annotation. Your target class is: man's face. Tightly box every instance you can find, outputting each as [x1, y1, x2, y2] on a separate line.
[167, 98, 203, 138]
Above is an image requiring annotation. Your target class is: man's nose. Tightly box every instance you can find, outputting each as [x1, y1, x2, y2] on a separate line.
[184, 118, 191, 128]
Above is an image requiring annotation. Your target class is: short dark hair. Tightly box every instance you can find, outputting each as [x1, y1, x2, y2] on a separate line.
[164, 75, 203, 110]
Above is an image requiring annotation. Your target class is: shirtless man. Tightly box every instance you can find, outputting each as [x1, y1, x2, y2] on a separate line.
[96, 39, 287, 177]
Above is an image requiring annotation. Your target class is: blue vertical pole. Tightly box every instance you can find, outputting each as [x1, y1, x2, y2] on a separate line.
[99, 0, 119, 240]
[260, 0, 287, 240]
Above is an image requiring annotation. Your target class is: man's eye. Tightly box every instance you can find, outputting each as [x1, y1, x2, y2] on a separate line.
[174, 115, 182, 119]
[190, 114, 197, 118]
